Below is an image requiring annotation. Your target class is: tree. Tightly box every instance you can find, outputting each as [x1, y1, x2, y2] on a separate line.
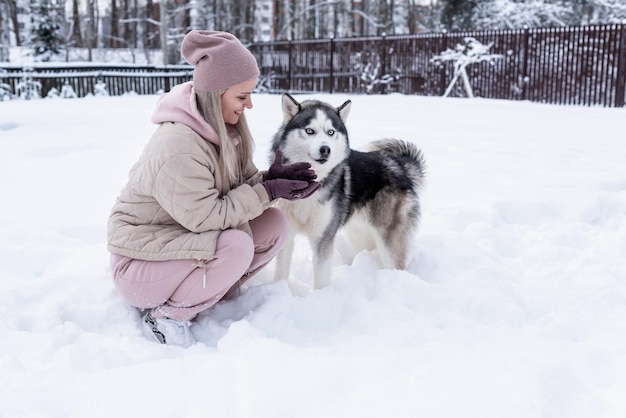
[568, 0, 626, 25]
[31, 0, 66, 61]
[84, 0, 98, 61]
[7, 0, 626, 57]
[440, 0, 478, 31]
[110, 0, 120, 47]
[159, 0, 193, 64]
[0, 1, 12, 61]
[68, 0, 82, 47]
[431, 36, 502, 97]
[0, 0, 21, 51]
[472, 0, 571, 29]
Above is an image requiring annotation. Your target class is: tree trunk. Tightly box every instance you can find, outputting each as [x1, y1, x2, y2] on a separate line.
[160, 0, 169, 64]
[71, 0, 82, 46]
[86, 0, 94, 59]
[111, 0, 118, 47]
[5, 0, 20, 47]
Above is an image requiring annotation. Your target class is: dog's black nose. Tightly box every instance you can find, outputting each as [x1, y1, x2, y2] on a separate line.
[319, 146, 331, 158]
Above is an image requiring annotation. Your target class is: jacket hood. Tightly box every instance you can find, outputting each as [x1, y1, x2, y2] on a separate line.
[151, 81, 220, 145]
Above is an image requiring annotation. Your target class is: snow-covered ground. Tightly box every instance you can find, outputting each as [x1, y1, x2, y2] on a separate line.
[1, 92, 625, 418]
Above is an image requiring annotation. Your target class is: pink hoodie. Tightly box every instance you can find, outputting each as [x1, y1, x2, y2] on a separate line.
[151, 81, 233, 145]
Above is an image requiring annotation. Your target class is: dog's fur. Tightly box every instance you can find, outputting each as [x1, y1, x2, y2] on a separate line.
[271, 94, 426, 289]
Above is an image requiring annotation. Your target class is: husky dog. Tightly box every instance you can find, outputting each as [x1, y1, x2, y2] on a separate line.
[271, 94, 426, 289]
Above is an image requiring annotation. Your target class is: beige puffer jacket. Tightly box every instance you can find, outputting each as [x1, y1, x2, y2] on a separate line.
[107, 82, 271, 262]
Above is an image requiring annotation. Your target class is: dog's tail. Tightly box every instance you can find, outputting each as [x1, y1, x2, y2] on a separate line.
[367, 138, 426, 189]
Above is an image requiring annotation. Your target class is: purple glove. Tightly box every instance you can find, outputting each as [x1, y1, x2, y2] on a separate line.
[263, 179, 321, 201]
[265, 150, 317, 182]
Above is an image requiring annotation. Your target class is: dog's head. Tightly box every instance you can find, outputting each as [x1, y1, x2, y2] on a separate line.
[272, 94, 351, 180]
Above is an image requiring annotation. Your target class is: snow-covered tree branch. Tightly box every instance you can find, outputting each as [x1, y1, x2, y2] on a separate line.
[431, 37, 503, 98]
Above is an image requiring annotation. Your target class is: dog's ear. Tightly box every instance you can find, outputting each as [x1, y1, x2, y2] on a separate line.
[337, 100, 351, 123]
[282, 94, 301, 123]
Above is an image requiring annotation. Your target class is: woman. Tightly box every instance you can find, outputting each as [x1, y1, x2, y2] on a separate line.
[107, 30, 320, 347]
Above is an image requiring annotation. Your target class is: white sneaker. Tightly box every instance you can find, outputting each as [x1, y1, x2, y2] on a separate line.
[142, 310, 196, 348]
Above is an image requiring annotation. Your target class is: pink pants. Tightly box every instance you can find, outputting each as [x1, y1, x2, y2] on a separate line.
[110, 207, 288, 321]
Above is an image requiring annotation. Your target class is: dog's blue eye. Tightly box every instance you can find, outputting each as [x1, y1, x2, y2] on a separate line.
[327, 129, 335, 136]
[305, 128, 315, 135]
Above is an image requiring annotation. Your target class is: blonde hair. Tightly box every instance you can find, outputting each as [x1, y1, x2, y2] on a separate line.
[195, 90, 255, 194]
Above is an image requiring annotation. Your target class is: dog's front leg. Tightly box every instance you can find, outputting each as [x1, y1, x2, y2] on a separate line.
[274, 228, 296, 281]
[312, 235, 335, 289]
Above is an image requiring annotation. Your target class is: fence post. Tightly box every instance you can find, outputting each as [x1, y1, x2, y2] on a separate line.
[329, 37, 335, 94]
[521, 26, 530, 102]
[381, 32, 387, 75]
[380, 32, 387, 94]
[439, 30, 448, 95]
[164, 69, 171, 92]
[615, 24, 626, 107]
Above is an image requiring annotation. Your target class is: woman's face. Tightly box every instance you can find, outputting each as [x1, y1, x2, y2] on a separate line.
[221, 77, 258, 125]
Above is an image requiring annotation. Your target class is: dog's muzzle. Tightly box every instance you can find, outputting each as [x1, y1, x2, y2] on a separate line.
[316, 145, 331, 164]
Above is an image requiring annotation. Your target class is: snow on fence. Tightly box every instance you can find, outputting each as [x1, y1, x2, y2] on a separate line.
[1, 24, 625, 107]
[0, 65, 193, 100]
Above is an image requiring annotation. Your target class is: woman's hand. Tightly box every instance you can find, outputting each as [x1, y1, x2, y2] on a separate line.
[262, 179, 321, 200]
[265, 150, 317, 182]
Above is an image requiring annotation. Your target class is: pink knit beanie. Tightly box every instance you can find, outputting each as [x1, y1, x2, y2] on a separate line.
[181, 30, 260, 92]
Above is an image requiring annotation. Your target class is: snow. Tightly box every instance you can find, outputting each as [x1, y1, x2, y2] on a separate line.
[1, 92, 625, 417]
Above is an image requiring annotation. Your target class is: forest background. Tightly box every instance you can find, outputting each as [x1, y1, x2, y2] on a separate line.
[2, 0, 626, 65]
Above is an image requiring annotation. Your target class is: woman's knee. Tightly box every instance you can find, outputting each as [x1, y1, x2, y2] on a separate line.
[264, 207, 289, 232]
[216, 229, 255, 264]
[250, 207, 290, 248]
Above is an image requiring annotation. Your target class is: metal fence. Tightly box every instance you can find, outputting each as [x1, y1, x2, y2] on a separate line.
[0, 65, 193, 99]
[1, 24, 625, 107]
[249, 24, 626, 107]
